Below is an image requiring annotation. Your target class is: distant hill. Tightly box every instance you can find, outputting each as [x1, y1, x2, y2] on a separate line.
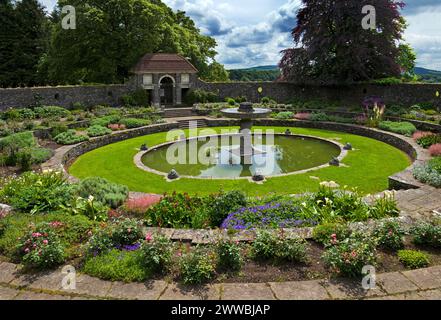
[415, 67, 441, 83]
[228, 65, 280, 82]
[228, 65, 441, 83]
[414, 67, 441, 76]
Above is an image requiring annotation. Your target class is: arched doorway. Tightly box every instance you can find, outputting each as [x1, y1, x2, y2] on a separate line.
[160, 76, 175, 107]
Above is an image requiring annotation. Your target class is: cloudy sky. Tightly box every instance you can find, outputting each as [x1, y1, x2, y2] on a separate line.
[40, 0, 441, 70]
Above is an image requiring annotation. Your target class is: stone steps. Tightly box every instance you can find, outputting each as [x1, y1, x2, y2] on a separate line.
[164, 108, 194, 118]
[178, 119, 208, 129]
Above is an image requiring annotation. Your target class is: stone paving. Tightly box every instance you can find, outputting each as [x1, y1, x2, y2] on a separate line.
[1, 261, 441, 300]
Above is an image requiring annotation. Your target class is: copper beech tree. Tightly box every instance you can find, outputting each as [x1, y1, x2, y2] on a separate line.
[279, 0, 414, 84]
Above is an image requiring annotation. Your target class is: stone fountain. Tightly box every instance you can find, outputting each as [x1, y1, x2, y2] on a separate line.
[221, 102, 272, 164]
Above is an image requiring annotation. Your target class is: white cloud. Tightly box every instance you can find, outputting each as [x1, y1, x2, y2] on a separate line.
[38, 0, 441, 70]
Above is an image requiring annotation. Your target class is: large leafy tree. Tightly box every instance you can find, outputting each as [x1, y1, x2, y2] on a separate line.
[44, 0, 227, 84]
[0, 0, 49, 87]
[279, 0, 412, 84]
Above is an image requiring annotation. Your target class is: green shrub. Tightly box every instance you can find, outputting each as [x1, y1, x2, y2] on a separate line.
[413, 164, 441, 188]
[398, 250, 430, 269]
[0, 171, 74, 214]
[216, 240, 243, 271]
[90, 115, 121, 127]
[86, 125, 112, 137]
[205, 191, 247, 227]
[378, 121, 417, 136]
[50, 123, 69, 138]
[0, 212, 94, 260]
[0, 131, 36, 151]
[61, 196, 109, 222]
[312, 223, 351, 246]
[322, 233, 377, 277]
[373, 221, 405, 250]
[17, 108, 36, 120]
[86, 227, 114, 256]
[119, 118, 151, 129]
[370, 193, 400, 219]
[112, 218, 143, 246]
[140, 235, 174, 273]
[54, 130, 89, 145]
[275, 112, 294, 120]
[83, 249, 147, 282]
[17, 222, 65, 269]
[252, 231, 308, 263]
[235, 96, 247, 103]
[185, 89, 220, 105]
[411, 222, 441, 248]
[76, 177, 129, 209]
[180, 248, 215, 284]
[309, 112, 330, 122]
[226, 98, 236, 106]
[34, 106, 71, 119]
[72, 102, 86, 110]
[429, 157, 441, 174]
[417, 134, 441, 149]
[145, 193, 209, 229]
[121, 89, 150, 107]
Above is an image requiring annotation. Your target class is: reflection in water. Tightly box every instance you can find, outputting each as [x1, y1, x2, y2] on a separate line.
[142, 135, 341, 178]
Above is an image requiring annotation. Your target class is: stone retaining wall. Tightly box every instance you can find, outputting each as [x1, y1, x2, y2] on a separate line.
[0, 84, 132, 110]
[195, 80, 441, 107]
[2, 81, 441, 111]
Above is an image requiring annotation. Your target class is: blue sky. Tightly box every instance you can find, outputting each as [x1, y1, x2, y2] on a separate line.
[40, 0, 441, 70]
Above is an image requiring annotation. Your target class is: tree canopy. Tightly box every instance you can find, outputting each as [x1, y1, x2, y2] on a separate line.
[1, 0, 228, 87]
[279, 0, 415, 84]
[43, 0, 228, 84]
[0, 0, 49, 87]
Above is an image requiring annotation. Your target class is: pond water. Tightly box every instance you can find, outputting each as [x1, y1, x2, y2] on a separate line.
[141, 135, 341, 178]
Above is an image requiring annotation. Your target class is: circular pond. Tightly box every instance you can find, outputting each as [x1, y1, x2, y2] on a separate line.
[140, 134, 342, 179]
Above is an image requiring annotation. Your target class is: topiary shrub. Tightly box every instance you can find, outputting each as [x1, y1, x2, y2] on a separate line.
[76, 177, 129, 209]
[398, 250, 430, 269]
[34, 106, 71, 119]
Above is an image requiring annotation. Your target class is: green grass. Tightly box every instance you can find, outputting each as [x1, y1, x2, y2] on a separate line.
[68, 126, 411, 196]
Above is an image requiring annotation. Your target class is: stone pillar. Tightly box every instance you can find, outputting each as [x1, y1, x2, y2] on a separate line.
[176, 84, 182, 105]
[152, 74, 160, 108]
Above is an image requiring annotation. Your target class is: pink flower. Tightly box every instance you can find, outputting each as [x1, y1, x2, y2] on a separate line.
[177, 251, 182, 257]
[351, 251, 357, 258]
[145, 233, 153, 242]
[24, 248, 30, 253]
[429, 144, 441, 157]
[43, 240, 48, 245]
[123, 195, 162, 215]
[413, 131, 434, 141]
[32, 232, 42, 238]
